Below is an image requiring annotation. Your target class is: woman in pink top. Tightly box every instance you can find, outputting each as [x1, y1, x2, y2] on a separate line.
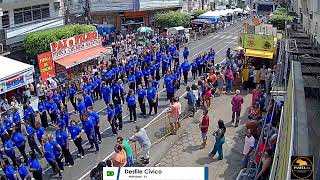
[168, 97, 180, 135]
[251, 85, 262, 106]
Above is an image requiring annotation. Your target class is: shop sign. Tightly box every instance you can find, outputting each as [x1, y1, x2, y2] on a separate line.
[241, 34, 274, 51]
[37, 52, 56, 83]
[50, 31, 100, 60]
[0, 71, 34, 94]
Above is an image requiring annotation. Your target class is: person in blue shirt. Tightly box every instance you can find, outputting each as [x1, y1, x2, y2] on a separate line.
[84, 91, 93, 109]
[3, 134, 17, 167]
[77, 97, 86, 122]
[38, 99, 49, 129]
[52, 91, 62, 112]
[3, 116, 14, 136]
[183, 47, 189, 60]
[35, 121, 44, 146]
[111, 80, 121, 105]
[88, 107, 101, 143]
[12, 129, 28, 164]
[137, 85, 147, 117]
[17, 158, 30, 180]
[12, 108, 22, 133]
[149, 64, 156, 79]
[68, 120, 85, 158]
[166, 80, 175, 102]
[3, 158, 17, 180]
[59, 108, 70, 128]
[169, 44, 176, 56]
[181, 59, 191, 85]
[42, 136, 62, 178]
[142, 67, 150, 87]
[25, 122, 43, 156]
[47, 136, 62, 171]
[162, 55, 169, 76]
[0, 123, 7, 144]
[126, 89, 137, 122]
[147, 82, 158, 115]
[155, 62, 161, 81]
[118, 79, 126, 104]
[28, 152, 42, 180]
[59, 88, 67, 109]
[48, 99, 59, 125]
[152, 79, 159, 90]
[134, 67, 143, 88]
[55, 124, 74, 166]
[68, 84, 77, 112]
[101, 82, 111, 106]
[107, 104, 117, 135]
[191, 62, 197, 80]
[115, 103, 123, 130]
[163, 71, 173, 88]
[173, 50, 180, 65]
[195, 55, 203, 76]
[83, 114, 99, 152]
[128, 71, 136, 91]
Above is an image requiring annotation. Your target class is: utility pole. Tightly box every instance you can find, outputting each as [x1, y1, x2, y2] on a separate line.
[84, 0, 91, 24]
[201, 0, 205, 10]
[64, 0, 70, 24]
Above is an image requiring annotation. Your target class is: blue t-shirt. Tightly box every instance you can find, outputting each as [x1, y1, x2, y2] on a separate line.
[135, 71, 143, 79]
[28, 159, 41, 171]
[152, 80, 159, 89]
[102, 85, 111, 100]
[12, 132, 26, 148]
[56, 118, 66, 128]
[69, 88, 76, 96]
[77, 100, 86, 114]
[37, 102, 45, 113]
[4, 119, 13, 131]
[50, 140, 62, 156]
[68, 125, 82, 139]
[143, 69, 150, 76]
[0, 125, 5, 136]
[90, 111, 100, 125]
[83, 119, 95, 135]
[126, 95, 136, 106]
[147, 87, 157, 101]
[4, 140, 15, 157]
[26, 125, 34, 137]
[55, 129, 68, 146]
[107, 108, 115, 118]
[164, 75, 172, 86]
[62, 113, 70, 126]
[52, 94, 61, 104]
[183, 49, 189, 58]
[112, 83, 120, 94]
[115, 104, 123, 114]
[12, 112, 21, 123]
[44, 142, 56, 161]
[36, 127, 44, 141]
[84, 95, 93, 108]
[166, 82, 175, 93]
[18, 164, 29, 179]
[128, 75, 136, 83]
[5, 165, 16, 180]
[137, 89, 146, 99]
[50, 103, 58, 115]
[181, 62, 191, 72]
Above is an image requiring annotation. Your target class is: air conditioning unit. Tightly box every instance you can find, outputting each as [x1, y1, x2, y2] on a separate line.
[0, 43, 3, 53]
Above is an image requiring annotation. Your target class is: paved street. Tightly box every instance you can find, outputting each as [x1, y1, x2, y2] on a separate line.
[151, 93, 252, 180]
[19, 18, 251, 180]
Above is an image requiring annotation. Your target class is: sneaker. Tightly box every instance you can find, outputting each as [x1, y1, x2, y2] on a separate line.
[60, 170, 64, 173]
[88, 146, 94, 150]
[77, 154, 81, 157]
[143, 160, 150, 165]
[68, 164, 73, 167]
[81, 155, 84, 159]
[134, 120, 137, 123]
[98, 140, 101, 144]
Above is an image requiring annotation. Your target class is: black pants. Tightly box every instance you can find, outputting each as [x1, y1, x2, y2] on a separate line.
[17, 144, 28, 163]
[108, 117, 118, 135]
[15, 122, 22, 133]
[70, 95, 77, 112]
[28, 136, 42, 156]
[156, 70, 160, 81]
[162, 67, 167, 76]
[49, 113, 57, 124]
[183, 71, 188, 84]
[136, 78, 142, 88]
[54, 154, 64, 170]
[48, 160, 61, 175]
[167, 91, 174, 102]
[128, 105, 137, 122]
[148, 100, 158, 114]
[94, 125, 101, 142]
[192, 70, 197, 80]
[87, 134, 99, 151]
[61, 98, 67, 109]
[117, 114, 123, 130]
[112, 93, 121, 105]
[33, 169, 43, 180]
[40, 112, 48, 128]
[74, 137, 85, 156]
[129, 82, 135, 90]
[30, 114, 36, 128]
[138, 98, 146, 115]
[61, 144, 74, 165]
[8, 155, 17, 167]
[144, 76, 148, 86]
[198, 66, 202, 76]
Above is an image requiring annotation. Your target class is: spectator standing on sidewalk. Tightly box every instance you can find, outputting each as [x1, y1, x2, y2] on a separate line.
[112, 144, 127, 167]
[210, 119, 226, 160]
[199, 109, 209, 149]
[231, 89, 244, 127]
[168, 97, 180, 135]
[129, 126, 151, 165]
[117, 136, 134, 167]
[242, 129, 255, 169]
[185, 86, 195, 117]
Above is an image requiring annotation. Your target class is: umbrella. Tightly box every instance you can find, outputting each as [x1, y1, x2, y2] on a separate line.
[137, 26, 152, 33]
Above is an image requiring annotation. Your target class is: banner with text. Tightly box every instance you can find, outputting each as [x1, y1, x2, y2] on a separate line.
[240, 34, 274, 51]
[0, 70, 34, 94]
[37, 52, 55, 83]
[103, 167, 208, 180]
[50, 31, 100, 61]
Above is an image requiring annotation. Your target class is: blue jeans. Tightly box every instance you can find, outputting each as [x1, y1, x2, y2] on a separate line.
[126, 155, 134, 167]
[226, 79, 233, 93]
[210, 137, 225, 160]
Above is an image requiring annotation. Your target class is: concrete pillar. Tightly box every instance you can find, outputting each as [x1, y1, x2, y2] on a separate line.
[9, 10, 14, 27]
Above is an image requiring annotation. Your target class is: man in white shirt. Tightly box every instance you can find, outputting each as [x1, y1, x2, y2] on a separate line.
[242, 129, 255, 168]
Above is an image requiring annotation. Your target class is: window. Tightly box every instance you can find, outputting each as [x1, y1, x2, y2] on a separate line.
[1, 11, 10, 28]
[13, 3, 50, 25]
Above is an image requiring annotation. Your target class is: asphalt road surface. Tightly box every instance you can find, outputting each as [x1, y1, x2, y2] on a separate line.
[7, 18, 250, 180]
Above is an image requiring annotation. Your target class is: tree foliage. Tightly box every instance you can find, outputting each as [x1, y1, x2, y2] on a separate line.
[24, 24, 96, 57]
[193, 10, 208, 19]
[269, 8, 293, 30]
[154, 11, 191, 28]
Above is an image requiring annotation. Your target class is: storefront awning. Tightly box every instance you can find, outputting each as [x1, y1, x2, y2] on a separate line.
[245, 49, 274, 59]
[55, 46, 108, 69]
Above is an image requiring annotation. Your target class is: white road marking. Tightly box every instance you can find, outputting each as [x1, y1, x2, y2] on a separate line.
[219, 35, 226, 39]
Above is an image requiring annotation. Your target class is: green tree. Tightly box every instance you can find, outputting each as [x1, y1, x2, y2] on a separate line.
[269, 8, 293, 30]
[154, 11, 191, 28]
[193, 10, 208, 19]
[24, 24, 96, 57]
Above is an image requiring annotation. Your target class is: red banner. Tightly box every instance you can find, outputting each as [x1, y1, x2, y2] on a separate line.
[37, 52, 55, 83]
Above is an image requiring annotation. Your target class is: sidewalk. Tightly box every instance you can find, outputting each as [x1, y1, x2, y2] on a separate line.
[148, 93, 252, 180]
